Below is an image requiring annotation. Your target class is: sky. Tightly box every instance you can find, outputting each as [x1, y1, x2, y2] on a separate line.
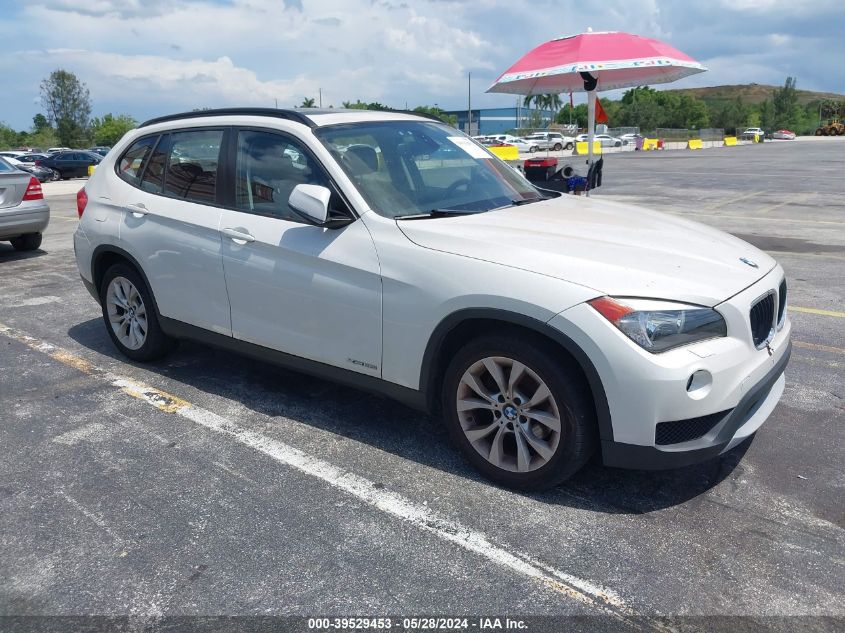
[1, 0, 843, 130]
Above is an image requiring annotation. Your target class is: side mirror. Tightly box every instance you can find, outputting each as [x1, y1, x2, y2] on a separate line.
[288, 184, 331, 225]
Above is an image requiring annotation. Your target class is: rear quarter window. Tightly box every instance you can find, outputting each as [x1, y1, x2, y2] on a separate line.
[116, 136, 158, 186]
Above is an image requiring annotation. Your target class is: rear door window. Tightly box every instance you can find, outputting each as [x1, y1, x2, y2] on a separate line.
[116, 136, 157, 186]
[164, 130, 223, 204]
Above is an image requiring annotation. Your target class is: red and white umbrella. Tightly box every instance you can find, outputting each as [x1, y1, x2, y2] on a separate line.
[487, 30, 707, 177]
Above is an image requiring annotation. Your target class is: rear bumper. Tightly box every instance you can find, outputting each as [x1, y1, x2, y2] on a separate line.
[601, 340, 790, 470]
[0, 203, 50, 240]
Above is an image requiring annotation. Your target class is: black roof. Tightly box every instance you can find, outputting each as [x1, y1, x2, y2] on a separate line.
[139, 107, 444, 129]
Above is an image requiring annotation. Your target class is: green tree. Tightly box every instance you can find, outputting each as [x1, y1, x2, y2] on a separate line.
[758, 99, 775, 130]
[90, 113, 138, 146]
[0, 123, 19, 149]
[412, 105, 457, 126]
[341, 100, 393, 111]
[300, 97, 316, 108]
[33, 114, 50, 132]
[40, 69, 92, 147]
[556, 103, 588, 128]
[772, 77, 799, 129]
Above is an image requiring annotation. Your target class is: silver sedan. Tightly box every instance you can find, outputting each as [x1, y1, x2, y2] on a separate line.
[0, 157, 50, 251]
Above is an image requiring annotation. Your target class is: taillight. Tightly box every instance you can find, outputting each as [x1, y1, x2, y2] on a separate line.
[22, 177, 43, 201]
[77, 187, 88, 218]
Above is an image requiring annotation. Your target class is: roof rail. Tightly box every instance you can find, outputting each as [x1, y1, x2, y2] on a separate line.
[139, 108, 317, 129]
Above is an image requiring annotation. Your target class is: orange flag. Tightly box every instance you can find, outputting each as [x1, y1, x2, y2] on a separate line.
[595, 98, 609, 124]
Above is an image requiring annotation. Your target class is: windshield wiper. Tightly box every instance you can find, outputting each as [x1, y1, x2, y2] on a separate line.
[396, 208, 483, 220]
[510, 196, 547, 206]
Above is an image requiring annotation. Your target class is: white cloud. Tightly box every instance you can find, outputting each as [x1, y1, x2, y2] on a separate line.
[0, 0, 842, 129]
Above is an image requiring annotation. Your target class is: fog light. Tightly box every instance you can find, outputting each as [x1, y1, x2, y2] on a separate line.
[686, 370, 712, 400]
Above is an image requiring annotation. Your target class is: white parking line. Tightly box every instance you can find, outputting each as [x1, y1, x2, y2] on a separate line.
[0, 321, 660, 628]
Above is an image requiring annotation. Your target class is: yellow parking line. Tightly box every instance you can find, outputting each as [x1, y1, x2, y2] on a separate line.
[704, 190, 765, 211]
[793, 341, 845, 355]
[668, 212, 845, 226]
[756, 192, 816, 214]
[789, 306, 845, 318]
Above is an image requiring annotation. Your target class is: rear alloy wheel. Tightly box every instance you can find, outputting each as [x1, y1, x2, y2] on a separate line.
[100, 263, 175, 361]
[10, 233, 42, 251]
[443, 335, 596, 490]
[553, 143, 563, 151]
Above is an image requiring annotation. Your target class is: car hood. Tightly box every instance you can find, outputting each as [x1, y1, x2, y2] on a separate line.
[397, 196, 775, 307]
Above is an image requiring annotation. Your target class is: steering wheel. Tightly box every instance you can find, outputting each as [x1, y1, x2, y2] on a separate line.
[444, 178, 472, 198]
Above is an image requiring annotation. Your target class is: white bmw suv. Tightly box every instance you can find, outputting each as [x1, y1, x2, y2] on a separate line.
[74, 108, 791, 489]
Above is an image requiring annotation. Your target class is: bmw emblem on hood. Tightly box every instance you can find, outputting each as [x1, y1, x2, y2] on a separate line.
[740, 257, 759, 268]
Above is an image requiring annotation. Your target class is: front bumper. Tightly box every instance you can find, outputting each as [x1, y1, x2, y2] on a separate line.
[548, 265, 791, 470]
[601, 340, 790, 469]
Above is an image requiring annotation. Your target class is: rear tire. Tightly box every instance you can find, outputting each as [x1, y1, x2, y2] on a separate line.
[441, 334, 596, 490]
[553, 143, 563, 151]
[100, 262, 175, 362]
[10, 233, 42, 251]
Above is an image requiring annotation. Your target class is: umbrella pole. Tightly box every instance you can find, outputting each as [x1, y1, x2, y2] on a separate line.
[586, 89, 596, 197]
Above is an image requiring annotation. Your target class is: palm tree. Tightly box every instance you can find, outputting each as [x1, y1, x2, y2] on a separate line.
[544, 93, 562, 126]
[300, 97, 316, 108]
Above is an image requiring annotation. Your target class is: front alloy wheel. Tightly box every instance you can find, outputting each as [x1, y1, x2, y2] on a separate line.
[457, 356, 561, 473]
[443, 335, 596, 490]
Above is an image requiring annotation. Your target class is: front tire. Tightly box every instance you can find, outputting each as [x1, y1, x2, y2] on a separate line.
[442, 335, 596, 490]
[10, 233, 42, 251]
[100, 263, 175, 362]
[553, 143, 563, 151]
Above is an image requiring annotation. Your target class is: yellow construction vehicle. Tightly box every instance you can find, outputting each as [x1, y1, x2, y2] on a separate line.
[815, 119, 845, 135]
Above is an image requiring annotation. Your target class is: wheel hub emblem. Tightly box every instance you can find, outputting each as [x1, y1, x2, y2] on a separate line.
[503, 405, 518, 421]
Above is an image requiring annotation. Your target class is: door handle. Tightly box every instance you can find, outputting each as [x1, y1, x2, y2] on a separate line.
[126, 202, 148, 217]
[222, 227, 255, 244]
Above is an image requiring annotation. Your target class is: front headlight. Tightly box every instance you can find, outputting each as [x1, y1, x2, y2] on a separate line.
[588, 297, 727, 353]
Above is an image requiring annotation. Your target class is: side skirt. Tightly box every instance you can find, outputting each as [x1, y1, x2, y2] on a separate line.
[158, 317, 427, 412]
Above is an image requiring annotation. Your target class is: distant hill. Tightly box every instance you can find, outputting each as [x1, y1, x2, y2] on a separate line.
[665, 84, 845, 107]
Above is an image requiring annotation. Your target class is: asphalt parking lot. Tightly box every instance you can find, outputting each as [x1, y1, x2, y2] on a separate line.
[1, 139, 843, 630]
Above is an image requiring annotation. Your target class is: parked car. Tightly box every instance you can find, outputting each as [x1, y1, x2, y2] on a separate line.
[0, 150, 29, 159]
[74, 108, 791, 490]
[39, 150, 102, 179]
[3, 157, 58, 183]
[620, 133, 643, 143]
[0, 157, 50, 251]
[89, 146, 112, 156]
[505, 138, 540, 153]
[488, 134, 520, 144]
[46, 147, 72, 154]
[772, 129, 796, 140]
[524, 132, 575, 151]
[13, 153, 51, 166]
[741, 128, 765, 140]
[575, 133, 625, 147]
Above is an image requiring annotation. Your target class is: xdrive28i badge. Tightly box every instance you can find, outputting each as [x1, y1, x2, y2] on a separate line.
[740, 257, 759, 268]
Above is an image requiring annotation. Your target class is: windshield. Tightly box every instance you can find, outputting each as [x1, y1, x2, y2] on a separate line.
[314, 121, 545, 218]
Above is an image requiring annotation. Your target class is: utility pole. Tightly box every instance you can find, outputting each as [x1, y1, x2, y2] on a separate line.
[467, 72, 472, 135]
[275, 98, 278, 109]
[319, 88, 322, 108]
